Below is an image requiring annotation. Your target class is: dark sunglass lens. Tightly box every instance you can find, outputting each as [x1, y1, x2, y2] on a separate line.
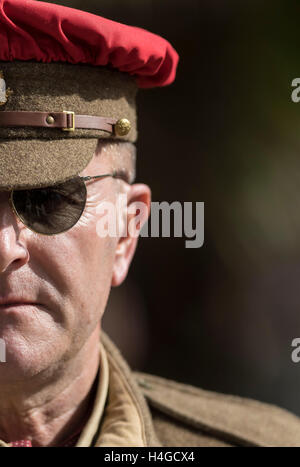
[12, 178, 87, 235]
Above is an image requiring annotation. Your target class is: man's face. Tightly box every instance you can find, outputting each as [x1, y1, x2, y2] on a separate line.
[0, 147, 139, 383]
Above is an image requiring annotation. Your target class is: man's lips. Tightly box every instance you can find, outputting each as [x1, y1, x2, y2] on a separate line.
[0, 297, 46, 310]
[0, 299, 37, 306]
[0, 303, 48, 315]
[0, 302, 38, 307]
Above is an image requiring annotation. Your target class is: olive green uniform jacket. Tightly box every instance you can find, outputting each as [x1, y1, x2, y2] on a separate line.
[75, 332, 300, 447]
[1, 331, 300, 447]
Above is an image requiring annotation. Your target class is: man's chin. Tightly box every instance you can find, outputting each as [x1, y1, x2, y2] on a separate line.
[0, 336, 64, 383]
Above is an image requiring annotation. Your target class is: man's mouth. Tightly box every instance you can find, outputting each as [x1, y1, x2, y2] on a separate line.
[0, 302, 37, 307]
[0, 297, 45, 311]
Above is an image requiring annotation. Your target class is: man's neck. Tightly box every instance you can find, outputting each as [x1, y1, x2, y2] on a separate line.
[0, 329, 100, 447]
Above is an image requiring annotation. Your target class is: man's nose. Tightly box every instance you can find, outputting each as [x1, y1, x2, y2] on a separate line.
[0, 200, 30, 273]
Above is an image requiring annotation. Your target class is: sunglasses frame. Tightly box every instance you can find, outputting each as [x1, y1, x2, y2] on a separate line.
[9, 172, 117, 236]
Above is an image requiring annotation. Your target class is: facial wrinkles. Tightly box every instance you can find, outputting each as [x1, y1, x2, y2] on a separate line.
[77, 184, 113, 229]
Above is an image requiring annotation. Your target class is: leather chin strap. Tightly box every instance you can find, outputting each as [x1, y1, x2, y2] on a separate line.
[0, 111, 119, 134]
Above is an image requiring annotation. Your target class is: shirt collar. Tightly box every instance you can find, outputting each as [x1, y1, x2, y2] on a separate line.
[77, 331, 161, 447]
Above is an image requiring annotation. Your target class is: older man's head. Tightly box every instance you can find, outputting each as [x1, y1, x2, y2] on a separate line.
[0, 0, 178, 446]
[0, 140, 150, 384]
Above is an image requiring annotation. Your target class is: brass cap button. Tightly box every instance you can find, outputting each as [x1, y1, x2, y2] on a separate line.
[115, 118, 131, 137]
[46, 115, 55, 125]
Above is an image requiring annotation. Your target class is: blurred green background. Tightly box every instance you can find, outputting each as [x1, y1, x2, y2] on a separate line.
[44, 0, 300, 415]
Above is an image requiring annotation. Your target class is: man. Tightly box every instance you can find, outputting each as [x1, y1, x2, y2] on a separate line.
[0, 0, 300, 448]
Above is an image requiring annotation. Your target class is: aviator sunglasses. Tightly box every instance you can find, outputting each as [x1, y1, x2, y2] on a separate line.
[8, 173, 118, 236]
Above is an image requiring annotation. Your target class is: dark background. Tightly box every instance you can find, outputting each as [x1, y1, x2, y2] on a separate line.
[45, 0, 300, 416]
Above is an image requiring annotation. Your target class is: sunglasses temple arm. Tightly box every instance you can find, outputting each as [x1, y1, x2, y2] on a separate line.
[81, 173, 116, 182]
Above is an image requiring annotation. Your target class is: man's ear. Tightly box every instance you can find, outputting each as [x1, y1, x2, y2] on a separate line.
[111, 183, 151, 287]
